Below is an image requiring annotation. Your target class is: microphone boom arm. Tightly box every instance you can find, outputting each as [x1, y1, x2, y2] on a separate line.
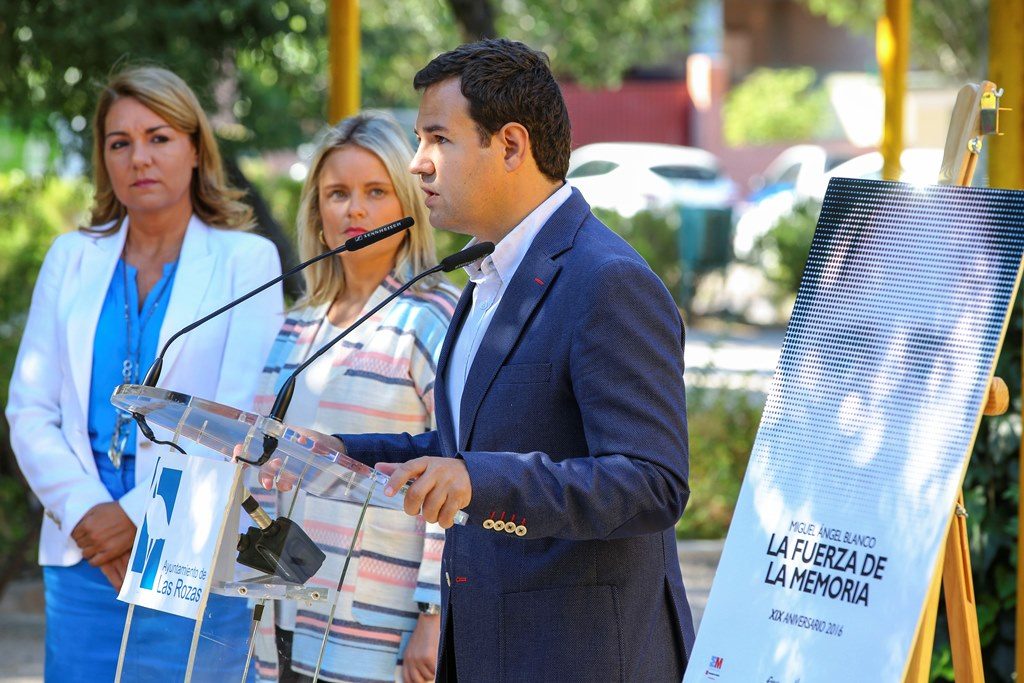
[142, 217, 414, 387]
[263, 240, 496, 426]
[262, 265, 443, 428]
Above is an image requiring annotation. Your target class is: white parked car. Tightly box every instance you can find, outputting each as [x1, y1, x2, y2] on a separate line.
[747, 144, 852, 203]
[806, 147, 944, 200]
[733, 145, 850, 258]
[734, 147, 944, 258]
[567, 142, 736, 218]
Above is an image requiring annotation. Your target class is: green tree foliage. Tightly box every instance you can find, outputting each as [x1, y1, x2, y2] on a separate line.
[723, 68, 833, 146]
[801, 0, 987, 81]
[363, 0, 695, 104]
[2, 0, 693, 148]
[592, 204, 736, 313]
[361, 1, 459, 109]
[677, 383, 762, 539]
[0, 172, 91, 407]
[1, 0, 328, 150]
[494, 0, 692, 87]
[0, 171, 92, 579]
[751, 199, 821, 299]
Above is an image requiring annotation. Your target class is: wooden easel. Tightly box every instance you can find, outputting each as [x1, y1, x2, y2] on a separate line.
[903, 81, 1010, 683]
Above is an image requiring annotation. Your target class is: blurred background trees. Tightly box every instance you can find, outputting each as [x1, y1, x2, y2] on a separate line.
[1, 2, 1020, 678]
[0, 0, 699, 590]
[802, 0, 988, 81]
[2, 0, 694, 144]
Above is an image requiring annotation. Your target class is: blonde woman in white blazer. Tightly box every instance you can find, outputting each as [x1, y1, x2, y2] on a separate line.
[5, 67, 283, 681]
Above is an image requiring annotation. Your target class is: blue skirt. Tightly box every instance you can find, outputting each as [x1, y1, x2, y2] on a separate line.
[44, 454, 253, 682]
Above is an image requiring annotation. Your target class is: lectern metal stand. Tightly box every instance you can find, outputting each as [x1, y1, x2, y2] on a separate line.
[110, 384, 464, 682]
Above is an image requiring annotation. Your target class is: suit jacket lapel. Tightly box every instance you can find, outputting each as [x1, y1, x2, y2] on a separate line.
[67, 222, 128, 428]
[456, 189, 589, 451]
[435, 282, 474, 455]
[156, 216, 216, 381]
[457, 255, 558, 451]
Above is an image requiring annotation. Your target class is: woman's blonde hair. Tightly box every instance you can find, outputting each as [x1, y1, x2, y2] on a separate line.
[296, 110, 439, 306]
[84, 65, 253, 233]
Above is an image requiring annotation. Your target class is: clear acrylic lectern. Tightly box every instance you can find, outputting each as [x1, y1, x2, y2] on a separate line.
[110, 383, 463, 682]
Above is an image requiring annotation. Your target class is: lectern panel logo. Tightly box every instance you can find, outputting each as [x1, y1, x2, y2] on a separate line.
[703, 655, 724, 679]
[129, 461, 183, 590]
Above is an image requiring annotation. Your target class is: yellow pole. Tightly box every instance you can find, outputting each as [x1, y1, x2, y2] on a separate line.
[328, 0, 360, 124]
[991, 2, 1024, 680]
[989, 0, 1023, 191]
[877, 0, 910, 181]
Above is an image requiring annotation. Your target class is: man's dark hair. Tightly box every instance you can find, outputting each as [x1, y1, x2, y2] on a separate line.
[414, 38, 571, 183]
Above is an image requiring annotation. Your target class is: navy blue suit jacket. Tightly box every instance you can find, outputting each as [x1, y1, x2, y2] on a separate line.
[342, 189, 694, 681]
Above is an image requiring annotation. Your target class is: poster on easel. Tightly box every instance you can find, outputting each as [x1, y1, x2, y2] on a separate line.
[685, 177, 1024, 682]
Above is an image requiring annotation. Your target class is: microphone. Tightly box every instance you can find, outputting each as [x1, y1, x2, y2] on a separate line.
[256, 241, 496, 435]
[439, 241, 494, 272]
[236, 493, 326, 584]
[141, 217, 414, 387]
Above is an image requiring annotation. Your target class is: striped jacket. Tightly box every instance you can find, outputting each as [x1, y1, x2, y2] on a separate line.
[250, 270, 459, 682]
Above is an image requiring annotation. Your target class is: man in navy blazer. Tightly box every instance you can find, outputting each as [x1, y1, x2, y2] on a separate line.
[336, 39, 694, 681]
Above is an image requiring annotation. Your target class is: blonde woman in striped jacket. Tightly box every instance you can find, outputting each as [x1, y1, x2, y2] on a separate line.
[250, 111, 458, 683]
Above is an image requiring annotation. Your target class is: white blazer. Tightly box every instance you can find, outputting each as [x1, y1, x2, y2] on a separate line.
[6, 215, 284, 566]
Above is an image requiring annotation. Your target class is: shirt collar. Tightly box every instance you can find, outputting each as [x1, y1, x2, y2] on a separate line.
[465, 182, 573, 286]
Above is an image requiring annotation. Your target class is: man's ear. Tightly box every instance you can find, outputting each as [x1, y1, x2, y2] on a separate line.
[498, 123, 530, 172]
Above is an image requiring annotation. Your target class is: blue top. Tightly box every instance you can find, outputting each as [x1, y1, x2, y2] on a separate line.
[88, 259, 178, 458]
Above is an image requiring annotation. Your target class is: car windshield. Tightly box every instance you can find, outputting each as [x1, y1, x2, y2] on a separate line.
[567, 160, 619, 178]
[824, 155, 852, 172]
[650, 164, 718, 182]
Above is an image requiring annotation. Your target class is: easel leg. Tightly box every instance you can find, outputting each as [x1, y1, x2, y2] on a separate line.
[943, 494, 984, 682]
[904, 494, 985, 683]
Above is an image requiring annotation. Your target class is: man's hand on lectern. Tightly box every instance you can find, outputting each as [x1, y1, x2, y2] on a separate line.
[379, 458, 472, 529]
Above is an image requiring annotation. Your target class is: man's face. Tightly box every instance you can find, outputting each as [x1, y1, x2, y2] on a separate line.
[410, 78, 507, 238]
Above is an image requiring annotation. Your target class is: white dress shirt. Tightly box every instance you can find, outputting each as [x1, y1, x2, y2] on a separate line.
[446, 182, 573, 439]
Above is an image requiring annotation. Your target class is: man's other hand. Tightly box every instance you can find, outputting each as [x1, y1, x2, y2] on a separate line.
[403, 613, 440, 683]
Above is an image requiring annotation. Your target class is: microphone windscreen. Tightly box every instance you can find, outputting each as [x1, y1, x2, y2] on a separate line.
[441, 242, 495, 272]
[241, 495, 261, 514]
[345, 217, 414, 251]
